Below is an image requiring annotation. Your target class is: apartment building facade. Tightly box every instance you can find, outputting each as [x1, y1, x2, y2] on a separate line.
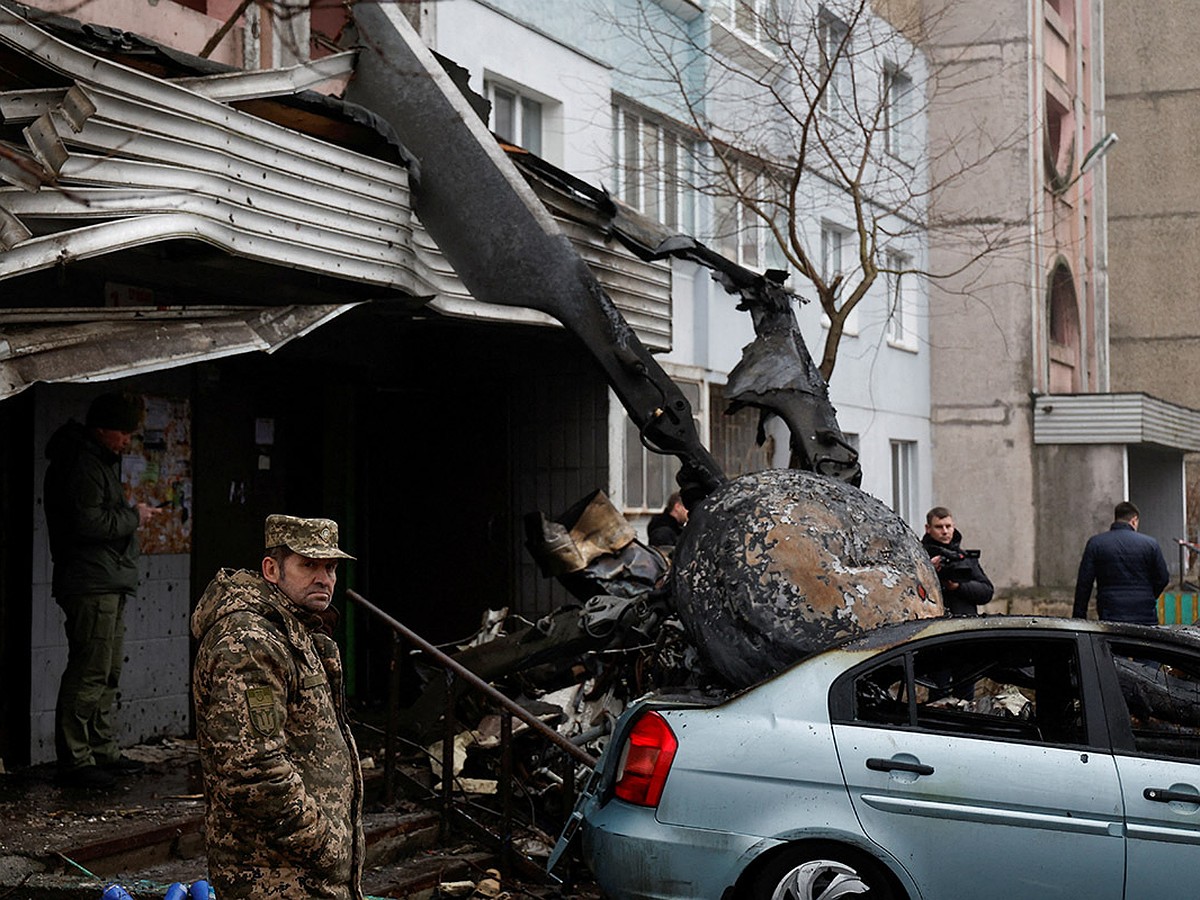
[1105, 1, 1200, 547]
[923, 0, 1200, 605]
[428, 0, 934, 530]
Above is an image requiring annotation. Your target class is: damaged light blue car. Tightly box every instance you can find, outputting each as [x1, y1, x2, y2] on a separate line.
[551, 616, 1200, 900]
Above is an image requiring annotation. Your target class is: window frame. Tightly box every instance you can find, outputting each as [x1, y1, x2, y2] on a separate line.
[1097, 636, 1200, 762]
[883, 64, 913, 160]
[832, 632, 1101, 751]
[612, 101, 697, 233]
[485, 78, 544, 157]
[889, 438, 916, 524]
[818, 7, 851, 118]
[712, 0, 779, 48]
[819, 220, 858, 335]
[885, 249, 918, 352]
[712, 157, 788, 271]
[622, 377, 705, 515]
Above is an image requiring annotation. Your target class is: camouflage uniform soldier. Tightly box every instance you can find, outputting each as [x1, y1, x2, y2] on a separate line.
[192, 515, 364, 899]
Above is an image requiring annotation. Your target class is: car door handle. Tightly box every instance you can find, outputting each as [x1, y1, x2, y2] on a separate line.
[866, 757, 934, 776]
[1144, 787, 1200, 804]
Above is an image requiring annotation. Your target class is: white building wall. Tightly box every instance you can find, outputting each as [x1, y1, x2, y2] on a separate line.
[431, 0, 613, 180]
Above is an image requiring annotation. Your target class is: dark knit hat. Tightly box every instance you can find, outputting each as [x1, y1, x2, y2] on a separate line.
[86, 392, 142, 432]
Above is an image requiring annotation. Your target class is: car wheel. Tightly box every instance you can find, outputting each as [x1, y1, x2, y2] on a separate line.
[753, 847, 895, 900]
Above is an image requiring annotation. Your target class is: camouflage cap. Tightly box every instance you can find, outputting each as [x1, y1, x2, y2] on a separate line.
[264, 514, 355, 560]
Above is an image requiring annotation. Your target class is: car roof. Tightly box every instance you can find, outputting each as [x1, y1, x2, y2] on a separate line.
[828, 614, 1200, 656]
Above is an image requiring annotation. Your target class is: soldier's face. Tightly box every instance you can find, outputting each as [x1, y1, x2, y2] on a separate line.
[264, 553, 339, 612]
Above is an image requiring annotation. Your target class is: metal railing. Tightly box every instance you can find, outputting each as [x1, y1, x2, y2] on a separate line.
[346, 589, 595, 875]
[1175, 538, 1200, 592]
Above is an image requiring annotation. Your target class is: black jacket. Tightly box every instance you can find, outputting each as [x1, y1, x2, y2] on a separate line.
[922, 529, 994, 616]
[1073, 521, 1169, 624]
[43, 421, 140, 597]
[647, 511, 684, 548]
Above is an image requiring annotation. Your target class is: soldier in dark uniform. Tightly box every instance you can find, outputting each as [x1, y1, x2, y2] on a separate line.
[192, 515, 364, 899]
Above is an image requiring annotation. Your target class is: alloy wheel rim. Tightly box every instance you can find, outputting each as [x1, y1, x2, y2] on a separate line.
[769, 859, 870, 900]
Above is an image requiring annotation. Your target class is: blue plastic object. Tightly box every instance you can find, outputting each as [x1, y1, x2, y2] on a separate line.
[101, 886, 133, 900]
[163, 884, 187, 900]
[190, 881, 213, 900]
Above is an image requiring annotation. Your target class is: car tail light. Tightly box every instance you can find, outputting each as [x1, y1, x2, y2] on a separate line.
[613, 710, 678, 807]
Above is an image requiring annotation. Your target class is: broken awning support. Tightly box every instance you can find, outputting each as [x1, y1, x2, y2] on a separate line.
[170, 51, 358, 101]
[0, 3, 426, 294]
[0, 303, 357, 400]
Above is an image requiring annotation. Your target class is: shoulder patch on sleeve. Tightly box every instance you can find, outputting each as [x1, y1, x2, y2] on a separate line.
[245, 686, 281, 737]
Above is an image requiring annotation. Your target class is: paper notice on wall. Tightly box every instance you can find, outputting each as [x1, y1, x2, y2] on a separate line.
[122, 454, 147, 485]
[122, 394, 193, 554]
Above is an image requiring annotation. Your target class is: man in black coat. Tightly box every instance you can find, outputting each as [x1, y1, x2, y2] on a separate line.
[44, 392, 161, 789]
[1073, 501, 1169, 624]
[922, 506, 994, 617]
[647, 492, 688, 549]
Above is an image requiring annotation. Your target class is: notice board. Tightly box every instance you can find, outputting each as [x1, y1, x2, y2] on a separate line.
[121, 393, 192, 555]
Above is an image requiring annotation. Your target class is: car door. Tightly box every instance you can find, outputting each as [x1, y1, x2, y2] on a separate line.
[831, 633, 1124, 900]
[1095, 635, 1200, 899]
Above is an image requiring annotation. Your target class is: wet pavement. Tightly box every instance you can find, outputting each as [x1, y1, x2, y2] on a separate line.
[0, 738, 208, 897]
[0, 737, 597, 900]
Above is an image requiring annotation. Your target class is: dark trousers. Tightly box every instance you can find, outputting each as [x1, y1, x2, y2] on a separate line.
[55, 593, 127, 769]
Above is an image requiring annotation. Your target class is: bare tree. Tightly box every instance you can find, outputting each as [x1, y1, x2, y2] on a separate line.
[606, 0, 1027, 382]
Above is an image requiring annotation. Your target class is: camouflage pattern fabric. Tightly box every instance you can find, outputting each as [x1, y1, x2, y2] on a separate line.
[264, 515, 355, 559]
[191, 568, 364, 899]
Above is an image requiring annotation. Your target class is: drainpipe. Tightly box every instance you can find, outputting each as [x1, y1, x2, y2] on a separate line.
[1028, 0, 1044, 397]
[1094, 0, 1110, 392]
[1072, 0, 1088, 391]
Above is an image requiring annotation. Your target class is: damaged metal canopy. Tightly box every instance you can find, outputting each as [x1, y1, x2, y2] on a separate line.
[0, 304, 355, 398]
[0, 1, 680, 396]
[0, 3, 424, 289]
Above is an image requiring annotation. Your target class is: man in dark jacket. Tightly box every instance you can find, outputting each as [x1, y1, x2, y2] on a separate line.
[43, 391, 160, 789]
[1073, 501, 1169, 624]
[647, 492, 688, 548]
[192, 514, 364, 900]
[922, 506, 994, 616]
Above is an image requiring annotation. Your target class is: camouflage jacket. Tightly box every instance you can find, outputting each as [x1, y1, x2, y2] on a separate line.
[191, 568, 364, 900]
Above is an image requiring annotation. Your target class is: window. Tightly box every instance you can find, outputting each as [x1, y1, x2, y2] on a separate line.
[885, 250, 917, 351]
[1108, 643, 1200, 761]
[849, 637, 1087, 746]
[712, 0, 779, 45]
[709, 383, 776, 477]
[1047, 260, 1080, 392]
[883, 67, 913, 158]
[890, 439, 916, 523]
[613, 104, 696, 232]
[713, 159, 786, 270]
[818, 8, 851, 116]
[1045, 92, 1073, 190]
[820, 221, 857, 334]
[624, 379, 703, 512]
[821, 221, 849, 287]
[486, 80, 543, 156]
